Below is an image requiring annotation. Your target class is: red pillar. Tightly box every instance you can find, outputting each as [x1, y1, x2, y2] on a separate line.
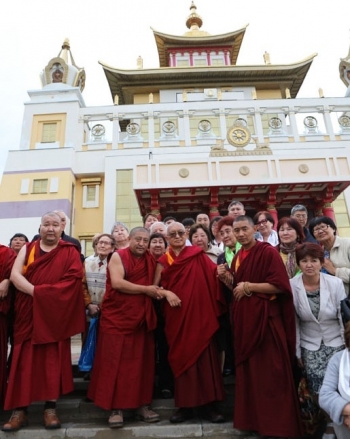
[322, 203, 336, 222]
[209, 188, 220, 219]
[266, 187, 278, 230]
[267, 205, 278, 230]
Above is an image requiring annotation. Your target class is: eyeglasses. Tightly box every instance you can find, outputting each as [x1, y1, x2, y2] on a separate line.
[256, 219, 268, 226]
[313, 224, 329, 234]
[168, 231, 185, 238]
[97, 240, 112, 246]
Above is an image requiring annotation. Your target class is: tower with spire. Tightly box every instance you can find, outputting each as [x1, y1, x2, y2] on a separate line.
[0, 3, 350, 250]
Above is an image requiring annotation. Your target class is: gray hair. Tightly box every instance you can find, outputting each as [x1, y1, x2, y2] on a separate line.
[228, 200, 245, 210]
[110, 221, 129, 234]
[291, 204, 307, 215]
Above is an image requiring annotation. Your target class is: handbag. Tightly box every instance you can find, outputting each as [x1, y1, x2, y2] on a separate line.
[340, 298, 350, 327]
[78, 317, 98, 372]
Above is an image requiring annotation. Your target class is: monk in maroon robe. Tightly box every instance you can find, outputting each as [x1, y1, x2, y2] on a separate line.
[230, 215, 303, 438]
[154, 222, 226, 424]
[87, 227, 177, 429]
[2, 212, 85, 432]
[0, 245, 16, 408]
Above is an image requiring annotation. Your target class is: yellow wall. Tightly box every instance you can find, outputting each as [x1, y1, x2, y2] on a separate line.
[30, 113, 66, 149]
[0, 170, 74, 202]
[115, 170, 143, 229]
[257, 89, 282, 99]
[74, 177, 105, 236]
[334, 193, 350, 237]
[134, 93, 160, 104]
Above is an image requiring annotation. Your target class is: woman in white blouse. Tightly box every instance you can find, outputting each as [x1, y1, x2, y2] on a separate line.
[290, 242, 346, 438]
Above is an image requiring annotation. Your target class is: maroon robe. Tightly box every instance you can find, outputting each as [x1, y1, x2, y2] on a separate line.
[4, 240, 85, 409]
[0, 246, 16, 407]
[231, 241, 303, 437]
[158, 246, 226, 407]
[87, 248, 157, 410]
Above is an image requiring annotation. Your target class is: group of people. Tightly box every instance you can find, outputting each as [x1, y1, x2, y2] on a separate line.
[1, 203, 350, 438]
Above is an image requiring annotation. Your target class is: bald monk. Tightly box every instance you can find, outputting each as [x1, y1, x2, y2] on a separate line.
[87, 227, 180, 429]
[2, 211, 85, 432]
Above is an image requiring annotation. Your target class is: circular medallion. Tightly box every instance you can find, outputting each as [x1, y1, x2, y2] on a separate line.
[233, 118, 247, 127]
[198, 120, 212, 133]
[239, 166, 250, 176]
[339, 115, 350, 127]
[227, 126, 251, 147]
[179, 168, 189, 178]
[91, 124, 105, 137]
[298, 164, 309, 174]
[162, 121, 176, 134]
[303, 116, 318, 128]
[268, 117, 282, 129]
[126, 122, 140, 135]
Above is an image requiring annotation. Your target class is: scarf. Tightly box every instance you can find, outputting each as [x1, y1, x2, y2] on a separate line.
[279, 241, 298, 279]
[225, 247, 235, 268]
[338, 349, 350, 401]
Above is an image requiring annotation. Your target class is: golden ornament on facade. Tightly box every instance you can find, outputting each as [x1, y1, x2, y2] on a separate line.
[227, 126, 251, 147]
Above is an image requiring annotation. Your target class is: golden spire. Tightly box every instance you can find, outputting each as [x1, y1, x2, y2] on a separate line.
[186, 1, 203, 30]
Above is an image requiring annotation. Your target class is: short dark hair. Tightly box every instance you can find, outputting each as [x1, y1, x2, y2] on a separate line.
[188, 223, 211, 244]
[209, 216, 223, 239]
[309, 216, 337, 238]
[163, 216, 177, 223]
[182, 218, 195, 227]
[233, 215, 254, 226]
[149, 233, 168, 249]
[9, 233, 29, 247]
[295, 243, 325, 265]
[253, 211, 275, 226]
[277, 217, 305, 243]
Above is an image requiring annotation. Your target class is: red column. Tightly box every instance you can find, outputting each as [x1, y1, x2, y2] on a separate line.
[267, 205, 278, 230]
[266, 187, 278, 230]
[209, 188, 220, 219]
[322, 203, 336, 222]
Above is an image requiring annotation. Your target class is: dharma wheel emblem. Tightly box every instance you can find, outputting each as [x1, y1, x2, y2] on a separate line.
[339, 115, 350, 127]
[126, 122, 141, 135]
[268, 117, 282, 129]
[91, 124, 105, 138]
[227, 125, 251, 147]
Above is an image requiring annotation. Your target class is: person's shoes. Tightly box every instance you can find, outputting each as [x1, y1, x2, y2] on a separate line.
[161, 388, 173, 399]
[2, 410, 28, 431]
[223, 368, 232, 376]
[108, 410, 123, 428]
[135, 405, 160, 423]
[202, 409, 225, 423]
[44, 408, 61, 429]
[169, 407, 194, 423]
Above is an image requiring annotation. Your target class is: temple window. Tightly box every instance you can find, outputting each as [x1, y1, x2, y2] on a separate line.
[82, 178, 101, 208]
[41, 123, 57, 143]
[32, 179, 48, 194]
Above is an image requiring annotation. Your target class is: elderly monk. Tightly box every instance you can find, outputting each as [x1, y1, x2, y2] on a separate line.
[0, 245, 16, 408]
[87, 227, 179, 429]
[2, 212, 85, 432]
[230, 215, 303, 438]
[153, 222, 226, 424]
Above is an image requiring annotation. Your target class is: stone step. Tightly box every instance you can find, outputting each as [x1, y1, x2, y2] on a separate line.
[0, 419, 256, 439]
